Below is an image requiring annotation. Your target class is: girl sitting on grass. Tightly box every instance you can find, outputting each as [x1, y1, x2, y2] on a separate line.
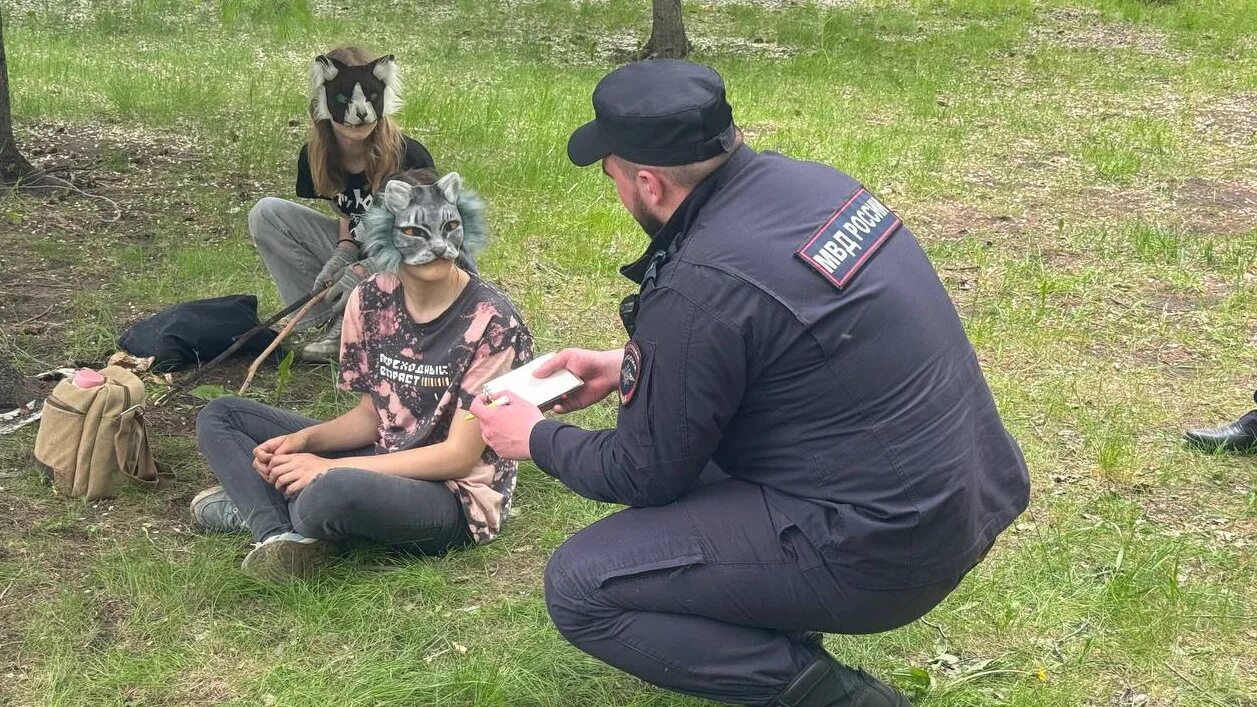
[250, 45, 438, 362]
[193, 168, 533, 582]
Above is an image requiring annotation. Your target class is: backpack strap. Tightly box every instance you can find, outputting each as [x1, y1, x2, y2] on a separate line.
[114, 406, 158, 484]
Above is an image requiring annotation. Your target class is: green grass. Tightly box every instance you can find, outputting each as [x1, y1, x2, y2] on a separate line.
[1, 0, 1255, 705]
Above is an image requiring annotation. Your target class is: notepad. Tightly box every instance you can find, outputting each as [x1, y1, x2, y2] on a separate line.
[482, 353, 584, 408]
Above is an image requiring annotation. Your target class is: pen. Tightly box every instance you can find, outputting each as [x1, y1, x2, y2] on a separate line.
[465, 396, 508, 421]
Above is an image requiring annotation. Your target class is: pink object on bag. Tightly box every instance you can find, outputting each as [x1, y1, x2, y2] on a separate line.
[72, 368, 105, 389]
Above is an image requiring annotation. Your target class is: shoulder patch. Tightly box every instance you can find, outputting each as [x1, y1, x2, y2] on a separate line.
[796, 189, 901, 290]
[620, 340, 643, 406]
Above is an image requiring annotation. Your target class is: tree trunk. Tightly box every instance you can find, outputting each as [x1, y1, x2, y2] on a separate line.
[0, 11, 36, 184]
[635, 0, 691, 60]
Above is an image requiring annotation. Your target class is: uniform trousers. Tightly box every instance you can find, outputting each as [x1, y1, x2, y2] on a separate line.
[543, 478, 963, 705]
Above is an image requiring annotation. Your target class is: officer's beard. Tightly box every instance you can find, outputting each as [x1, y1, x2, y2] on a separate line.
[630, 188, 666, 237]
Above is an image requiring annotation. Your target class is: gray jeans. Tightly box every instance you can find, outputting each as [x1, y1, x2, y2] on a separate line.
[195, 396, 473, 555]
[248, 197, 341, 329]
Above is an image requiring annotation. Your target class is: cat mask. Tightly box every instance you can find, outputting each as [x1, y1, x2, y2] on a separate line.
[310, 54, 402, 125]
[359, 173, 489, 272]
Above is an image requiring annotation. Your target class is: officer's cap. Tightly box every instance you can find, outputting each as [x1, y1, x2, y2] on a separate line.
[567, 60, 737, 168]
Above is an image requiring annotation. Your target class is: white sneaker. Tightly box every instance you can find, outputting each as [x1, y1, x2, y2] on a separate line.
[189, 486, 246, 533]
[241, 532, 334, 582]
[299, 324, 341, 363]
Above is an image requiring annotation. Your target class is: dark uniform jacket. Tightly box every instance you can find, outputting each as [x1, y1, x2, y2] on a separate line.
[531, 146, 1030, 590]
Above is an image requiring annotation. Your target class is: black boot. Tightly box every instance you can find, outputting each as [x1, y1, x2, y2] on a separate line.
[1184, 398, 1257, 453]
[771, 654, 912, 707]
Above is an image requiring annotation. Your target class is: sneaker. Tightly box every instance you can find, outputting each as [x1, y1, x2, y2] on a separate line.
[241, 532, 334, 582]
[299, 324, 341, 363]
[190, 486, 246, 533]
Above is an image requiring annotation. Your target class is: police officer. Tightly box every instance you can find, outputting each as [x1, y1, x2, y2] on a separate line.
[471, 60, 1031, 707]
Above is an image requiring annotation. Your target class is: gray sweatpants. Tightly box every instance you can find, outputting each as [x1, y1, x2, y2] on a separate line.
[248, 197, 341, 329]
[195, 396, 473, 555]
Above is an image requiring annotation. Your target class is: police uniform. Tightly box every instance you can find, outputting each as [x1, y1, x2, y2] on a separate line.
[532, 61, 1030, 707]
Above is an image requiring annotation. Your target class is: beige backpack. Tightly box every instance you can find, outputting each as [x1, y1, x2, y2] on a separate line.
[34, 365, 158, 500]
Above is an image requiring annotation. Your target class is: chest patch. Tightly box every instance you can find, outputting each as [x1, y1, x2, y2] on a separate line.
[796, 189, 901, 289]
[620, 340, 642, 406]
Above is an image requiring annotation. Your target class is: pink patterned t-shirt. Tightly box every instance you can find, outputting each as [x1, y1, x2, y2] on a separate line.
[338, 273, 533, 544]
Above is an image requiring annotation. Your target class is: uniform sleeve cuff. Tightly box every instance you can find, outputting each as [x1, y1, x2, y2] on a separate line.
[529, 418, 569, 477]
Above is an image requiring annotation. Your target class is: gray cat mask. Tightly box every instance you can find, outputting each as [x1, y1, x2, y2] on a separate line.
[359, 173, 488, 272]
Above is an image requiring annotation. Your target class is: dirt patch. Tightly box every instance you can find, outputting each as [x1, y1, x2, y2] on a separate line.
[0, 121, 206, 367]
[89, 596, 128, 649]
[913, 200, 1023, 241]
[594, 31, 797, 62]
[163, 490, 198, 523]
[1194, 92, 1257, 148]
[0, 361, 52, 408]
[741, 121, 784, 141]
[1132, 340, 1205, 377]
[0, 580, 33, 693]
[0, 270, 74, 343]
[1175, 178, 1257, 236]
[692, 35, 797, 59]
[1068, 185, 1159, 224]
[1060, 181, 1257, 237]
[0, 121, 276, 427]
[145, 401, 202, 438]
[1141, 478, 1256, 555]
[1144, 291, 1224, 315]
[1028, 7, 1187, 62]
[1110, 688, 1174, 707]
[169, 673, 241, 706]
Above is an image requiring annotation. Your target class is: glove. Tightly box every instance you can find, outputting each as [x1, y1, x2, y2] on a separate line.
[313, 244, 359, 293]
[324, 262, 370, 315]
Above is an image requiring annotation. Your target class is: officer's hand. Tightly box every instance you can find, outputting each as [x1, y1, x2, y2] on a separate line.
[469, 391, 543, 461]
[535, 347, 623, 414]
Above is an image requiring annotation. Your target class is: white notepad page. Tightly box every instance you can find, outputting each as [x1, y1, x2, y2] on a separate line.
[482, 353, 584, 407]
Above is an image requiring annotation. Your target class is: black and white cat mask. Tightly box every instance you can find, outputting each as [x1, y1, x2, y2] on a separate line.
[310, 54, 402, 125]
[359, 173, 489, 272]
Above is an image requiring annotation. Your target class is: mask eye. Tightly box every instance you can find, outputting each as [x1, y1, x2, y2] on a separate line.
[335, 94, 348, 104]
[444, 219, 461, 232]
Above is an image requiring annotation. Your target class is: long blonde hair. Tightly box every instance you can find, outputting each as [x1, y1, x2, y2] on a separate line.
[307, 46, 403, 197]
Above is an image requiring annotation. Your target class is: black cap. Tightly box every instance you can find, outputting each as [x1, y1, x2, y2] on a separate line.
[567, 60, 736, 167]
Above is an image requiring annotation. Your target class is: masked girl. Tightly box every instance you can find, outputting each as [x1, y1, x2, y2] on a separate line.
[251, 46, 437, 362]
[194, 169, 533, 582]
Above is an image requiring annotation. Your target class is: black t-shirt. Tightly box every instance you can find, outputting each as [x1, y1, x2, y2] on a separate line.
[295, 135, 435, 228]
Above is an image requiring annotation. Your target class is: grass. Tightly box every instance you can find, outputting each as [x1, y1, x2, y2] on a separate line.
[1, 0, 1255, 705]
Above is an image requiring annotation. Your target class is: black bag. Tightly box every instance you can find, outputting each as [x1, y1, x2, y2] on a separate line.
[118, 295, 282, 372]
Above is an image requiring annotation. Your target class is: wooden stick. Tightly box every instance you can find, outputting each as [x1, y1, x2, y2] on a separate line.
[153, 281, 335, 406]
[237, 290, 329, 395]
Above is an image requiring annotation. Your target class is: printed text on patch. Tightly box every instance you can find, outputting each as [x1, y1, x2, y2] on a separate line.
[796, 189, 901, 289]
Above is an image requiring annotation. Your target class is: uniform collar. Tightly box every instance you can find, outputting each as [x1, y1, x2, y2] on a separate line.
[620, 145, 756, 284]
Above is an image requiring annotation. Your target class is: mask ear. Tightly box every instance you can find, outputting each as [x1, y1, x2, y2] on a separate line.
[380, 180, 414, 213]
[310, 55, 338, 88]
[435, 172, 462, 204]
[371, 54, 396, 82]
[371, 55, 403, 116]
[309, 55, 338, 121]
